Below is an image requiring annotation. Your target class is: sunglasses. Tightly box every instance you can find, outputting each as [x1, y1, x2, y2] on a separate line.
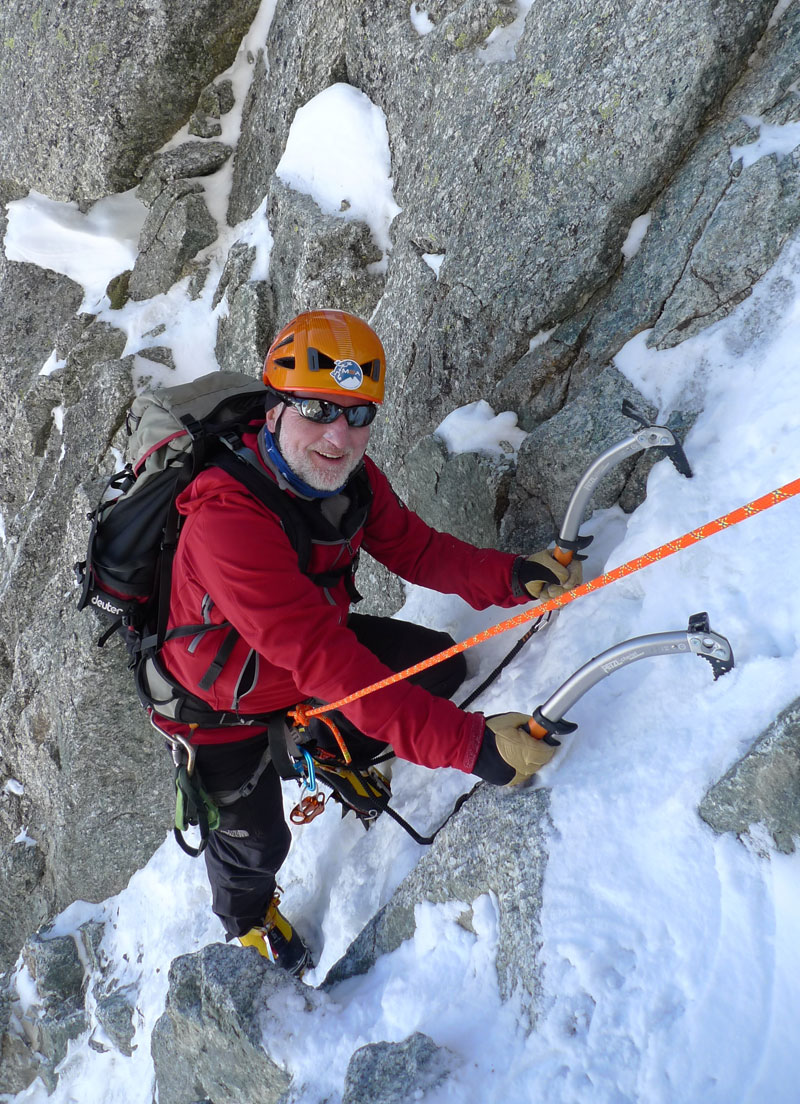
[281, 394, 378, 428]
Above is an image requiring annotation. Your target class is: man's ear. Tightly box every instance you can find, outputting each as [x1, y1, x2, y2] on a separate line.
[265, 403, 284, 433]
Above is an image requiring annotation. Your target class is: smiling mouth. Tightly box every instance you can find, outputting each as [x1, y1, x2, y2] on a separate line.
[314, 450, 348, 461]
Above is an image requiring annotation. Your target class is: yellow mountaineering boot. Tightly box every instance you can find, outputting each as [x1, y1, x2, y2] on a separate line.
[238, 890, 311, 977]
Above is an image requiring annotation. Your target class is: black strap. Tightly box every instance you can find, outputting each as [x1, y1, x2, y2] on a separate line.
[210, 745, 273, 806]
[268, 715, 298, 780]
[153, 450, 202, 653]
[197, 626, 241, 691]
[210, 447, 312, 575]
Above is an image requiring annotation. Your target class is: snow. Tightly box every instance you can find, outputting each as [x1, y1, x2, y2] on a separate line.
[39, 350, 67, 377]
[478, 0, 535, 64]
[276, 83, 401, 266]
[3, 10, 800, 1102]
[3, 190, 147, 313]
[435, 399, 527, 458]
[731, 114, 800, 169]
[410, 4, 436, 36]
[621, 211, 652, 261]
[529, 325, 556, 350]
[3, 778, 24, 796]
[422, 252, 444, 277]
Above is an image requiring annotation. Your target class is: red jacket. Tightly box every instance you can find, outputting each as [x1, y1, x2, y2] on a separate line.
[160, 432, 527, 773]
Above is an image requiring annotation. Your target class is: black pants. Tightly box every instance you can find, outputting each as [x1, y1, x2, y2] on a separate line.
[195, 614, 467, 937]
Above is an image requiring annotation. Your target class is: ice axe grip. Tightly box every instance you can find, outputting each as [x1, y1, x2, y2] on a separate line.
[527, 717, 549, 739]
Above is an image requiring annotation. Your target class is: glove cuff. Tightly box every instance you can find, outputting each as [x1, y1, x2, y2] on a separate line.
[473, 727, 515, 785]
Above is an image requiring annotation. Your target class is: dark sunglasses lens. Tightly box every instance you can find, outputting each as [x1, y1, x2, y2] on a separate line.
[344, 404, 377, 428]
[293, 398, 377, 427]
[296, 399, 339, 423]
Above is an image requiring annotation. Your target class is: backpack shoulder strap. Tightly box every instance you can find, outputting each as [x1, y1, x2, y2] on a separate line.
[208, 444, 312, 575]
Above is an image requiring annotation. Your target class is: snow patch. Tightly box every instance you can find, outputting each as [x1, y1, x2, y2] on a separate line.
[276, 83, 401, 265]
[3, 778, 24, 796]
[622, 211, 652, 261]
[435, 400, 527, 457]
[410, 3, 435, 35]
[422, 252, 444, 277]
[4, 190, 147, 313]
[529, 325, 556, 350]
[731, 115, 800, 169]
[478, 0, 535, 63]
[40, 349, 68, 377]
[14, 827, 37, 847]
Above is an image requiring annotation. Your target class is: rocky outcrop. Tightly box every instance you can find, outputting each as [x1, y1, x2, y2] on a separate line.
[699, 698, 800, 854]
[343, 1032, 456, 1104]
[267, 178, 385, 326]
[151, 943, 296, 1104]
[325, 785, 551, 1009]
[230, 0, 776, 480]
[0, 0, 259, 206]
[0, 322, 171, 971]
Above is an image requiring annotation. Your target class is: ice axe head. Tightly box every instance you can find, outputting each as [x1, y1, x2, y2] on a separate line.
[621, 399, 693, 479]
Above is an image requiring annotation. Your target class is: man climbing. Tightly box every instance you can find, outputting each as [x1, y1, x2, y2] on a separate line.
[158, 308, 581, 975]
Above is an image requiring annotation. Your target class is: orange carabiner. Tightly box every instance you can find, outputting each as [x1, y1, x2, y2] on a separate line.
[290, 792, 326, 824]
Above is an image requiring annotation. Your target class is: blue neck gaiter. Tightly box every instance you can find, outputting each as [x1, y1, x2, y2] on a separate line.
[259, 424, 345, 500]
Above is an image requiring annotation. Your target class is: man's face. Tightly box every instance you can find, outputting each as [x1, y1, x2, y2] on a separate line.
[266, 391, 373, 492]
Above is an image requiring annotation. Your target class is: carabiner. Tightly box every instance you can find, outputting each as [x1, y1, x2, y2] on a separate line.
[294, 747, 317, 794]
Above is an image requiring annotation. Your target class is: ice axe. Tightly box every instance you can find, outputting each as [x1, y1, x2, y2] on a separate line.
[527, 612, 733, 743]
[552, 399, 693, 568]
[459, 403, 693, 709]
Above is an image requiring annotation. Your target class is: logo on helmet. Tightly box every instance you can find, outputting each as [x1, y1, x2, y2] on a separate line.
[330, 359, 364, 390]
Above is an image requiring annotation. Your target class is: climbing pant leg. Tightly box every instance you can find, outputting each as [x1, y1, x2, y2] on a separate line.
[310, 615, 468, 764]
[195, 733, 291, 939]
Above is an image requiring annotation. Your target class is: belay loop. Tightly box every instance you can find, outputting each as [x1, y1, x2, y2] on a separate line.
[289, 704, 352, 764]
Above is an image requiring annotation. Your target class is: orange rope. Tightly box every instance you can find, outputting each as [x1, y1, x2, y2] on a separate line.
[291, 477, 800, 724]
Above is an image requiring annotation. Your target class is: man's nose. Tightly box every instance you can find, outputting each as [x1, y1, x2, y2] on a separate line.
[321, 415, 351, 447]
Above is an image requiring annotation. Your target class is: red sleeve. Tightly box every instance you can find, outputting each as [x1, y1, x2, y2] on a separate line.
[180, 491, 487, 772]
[361, 457, 525, 609]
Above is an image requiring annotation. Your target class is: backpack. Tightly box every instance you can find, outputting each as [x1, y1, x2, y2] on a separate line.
[75, 371, 371, 728]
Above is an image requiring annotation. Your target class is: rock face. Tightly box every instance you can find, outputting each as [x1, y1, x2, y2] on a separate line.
[325, 785, 551, 1009]
[0, 233, 171, 971]
[699, 698, 800, 854]
[150, 943, 297, 1104]
[230, 0, 776, 477]
[0, 0, 260, 206]
[343, 1032, 456, 1104]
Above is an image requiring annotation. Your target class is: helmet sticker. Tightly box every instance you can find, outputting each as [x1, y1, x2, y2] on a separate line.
[330, 359, 364, 390]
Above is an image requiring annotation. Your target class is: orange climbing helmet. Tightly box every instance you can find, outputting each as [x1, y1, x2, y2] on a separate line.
[263, 309, 385, 404]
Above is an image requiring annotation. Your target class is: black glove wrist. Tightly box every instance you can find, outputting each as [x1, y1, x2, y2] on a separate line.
[515, 557, 561, 587]
[473, 727, 515, 786]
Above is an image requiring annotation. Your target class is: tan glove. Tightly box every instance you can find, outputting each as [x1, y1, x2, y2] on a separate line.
[539, 558, 583, 600]
[518, 550, 570, 600]
[485, 712, 559, 785]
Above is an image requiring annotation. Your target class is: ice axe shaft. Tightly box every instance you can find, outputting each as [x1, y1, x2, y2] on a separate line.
[527, 612, 733, 739]
[553, 402, 693, 565]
